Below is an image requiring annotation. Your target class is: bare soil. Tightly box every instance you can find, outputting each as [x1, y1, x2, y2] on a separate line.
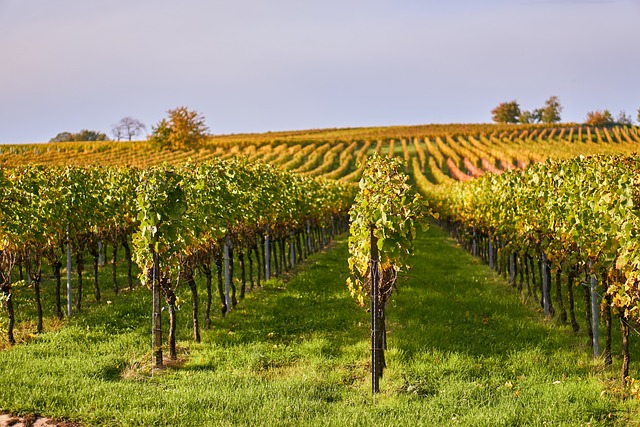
[0, 414, 80, 427]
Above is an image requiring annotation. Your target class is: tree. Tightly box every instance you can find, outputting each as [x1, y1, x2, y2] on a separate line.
[49, 132, 74, 142]
[585, 110, 614, 126]
[617, 111, 633, 126]
[112, 117, 147, 141]
[149, 107, 209, 151]
[49, 130, 109, 142]
[539, 96, 562, 124]
[519, 110, 540, 124]
[491, 101, 520, 124]
[637, 108, 640, 125]
[75, 129, 109, 141]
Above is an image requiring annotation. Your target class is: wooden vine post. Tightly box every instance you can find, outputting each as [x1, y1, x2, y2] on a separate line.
[152, 241, 162, 368]
[590, 272, 600, 357]
[541, 251, 551, 317]
[264, 227, 271, 281]
[224, 234, 232, 314]
[66, 227, 73, 318]
[370, 225, 381, 393]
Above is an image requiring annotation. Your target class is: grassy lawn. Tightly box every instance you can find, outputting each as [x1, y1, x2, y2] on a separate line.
[1, 224, 639, 426]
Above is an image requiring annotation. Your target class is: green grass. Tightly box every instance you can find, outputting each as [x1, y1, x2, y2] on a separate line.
[1, 225, 639, 426]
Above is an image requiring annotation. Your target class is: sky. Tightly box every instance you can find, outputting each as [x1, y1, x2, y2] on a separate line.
[1, 0, 639, 144]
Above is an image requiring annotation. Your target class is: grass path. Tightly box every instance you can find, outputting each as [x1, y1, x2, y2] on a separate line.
[1, 224, 639, 426]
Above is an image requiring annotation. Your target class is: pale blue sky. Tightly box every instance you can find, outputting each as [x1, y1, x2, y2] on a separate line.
[1, 0, 638, 144]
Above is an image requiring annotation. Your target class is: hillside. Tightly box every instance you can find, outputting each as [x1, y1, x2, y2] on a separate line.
[2, 124, 639, 185]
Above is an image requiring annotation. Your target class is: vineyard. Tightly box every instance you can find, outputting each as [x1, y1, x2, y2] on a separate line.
[2, 122, 640, 425]
[3, 124, 640, 174]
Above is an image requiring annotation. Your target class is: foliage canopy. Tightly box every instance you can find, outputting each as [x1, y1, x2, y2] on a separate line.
[585, 110, 614, 126]
[49, 129, 109, 142]
[495, 96, 562, 125]
[347, 154, 427, 306]
[149, 107, 209, 151]
[491, 101, 521, 124]
[538, 96, 563, 124]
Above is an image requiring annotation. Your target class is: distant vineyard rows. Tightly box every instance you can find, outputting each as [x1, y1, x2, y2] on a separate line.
[2, 125, 640, 184]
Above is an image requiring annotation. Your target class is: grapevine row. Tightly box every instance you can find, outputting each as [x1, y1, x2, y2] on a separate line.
[423, 155, 640, 386]
[0, 160, 355, 364]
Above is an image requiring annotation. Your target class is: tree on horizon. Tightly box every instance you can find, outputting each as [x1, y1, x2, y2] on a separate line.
[585, 110, 614, 126]
[149, 107, 209, 151]
[491, 100, 520, 124]
[112, 117, 147, 141]
[49, 129, 109, 142]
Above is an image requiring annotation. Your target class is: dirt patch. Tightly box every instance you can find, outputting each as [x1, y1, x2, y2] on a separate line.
[0, 413, 81, 427]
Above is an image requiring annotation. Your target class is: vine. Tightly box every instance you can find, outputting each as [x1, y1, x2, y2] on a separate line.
[347, 153, 427, 392]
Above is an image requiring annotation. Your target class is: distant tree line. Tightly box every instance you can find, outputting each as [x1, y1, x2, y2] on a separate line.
[47, 109, 210, 147]
[49, 129, 110, 143]
[491, 97, 562, 124]
[491, 97, 640, 127]
[584, 109, 636, 127]
[49, 117, 147, 143]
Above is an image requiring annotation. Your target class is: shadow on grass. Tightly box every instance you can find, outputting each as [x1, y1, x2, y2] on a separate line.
[183, 239, 369, 372]
[388, 223, 585, 360]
